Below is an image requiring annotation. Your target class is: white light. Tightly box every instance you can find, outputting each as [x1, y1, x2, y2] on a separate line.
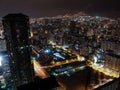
[63, 45, 69, 49]
[0, 56, 2, 66]
[53, 53, 65, 59]
[94, 56, 97, 64]
[98, 64, 104, 68]
[79, 66, 85, 70]
[44, 49, 50, 53]
[81, 57, 85, 61]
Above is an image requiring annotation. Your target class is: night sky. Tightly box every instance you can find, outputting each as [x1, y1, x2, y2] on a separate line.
[0, 0, 119, 18]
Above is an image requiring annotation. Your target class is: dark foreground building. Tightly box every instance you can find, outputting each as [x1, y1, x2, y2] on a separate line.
[2, 13, 34, 89]
[2, 13, 59, 90]
[94, 78, 120, 90]
[17, 76, 59, 90]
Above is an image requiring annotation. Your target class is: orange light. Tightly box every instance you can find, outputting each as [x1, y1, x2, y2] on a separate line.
[33, 60, 50, 79]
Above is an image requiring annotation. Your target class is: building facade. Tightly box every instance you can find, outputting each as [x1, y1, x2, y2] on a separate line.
[2, 14, 34, 88]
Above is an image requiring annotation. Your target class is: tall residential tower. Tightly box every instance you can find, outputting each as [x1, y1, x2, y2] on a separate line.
[2, 13, 34, 88]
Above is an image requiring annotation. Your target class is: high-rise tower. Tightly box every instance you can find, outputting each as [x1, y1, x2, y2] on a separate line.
[2, 13, 34, 88]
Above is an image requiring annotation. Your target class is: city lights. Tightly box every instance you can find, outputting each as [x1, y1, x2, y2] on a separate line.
[0, 13, 119, 90]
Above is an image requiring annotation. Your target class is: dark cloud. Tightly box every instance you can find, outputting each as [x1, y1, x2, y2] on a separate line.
[0, 0, 119, 17]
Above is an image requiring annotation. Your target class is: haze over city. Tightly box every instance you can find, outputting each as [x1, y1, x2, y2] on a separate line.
[0, 0, 119, 17]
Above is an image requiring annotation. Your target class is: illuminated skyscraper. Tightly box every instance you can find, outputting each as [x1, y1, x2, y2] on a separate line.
[2, 13, 34, 89]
